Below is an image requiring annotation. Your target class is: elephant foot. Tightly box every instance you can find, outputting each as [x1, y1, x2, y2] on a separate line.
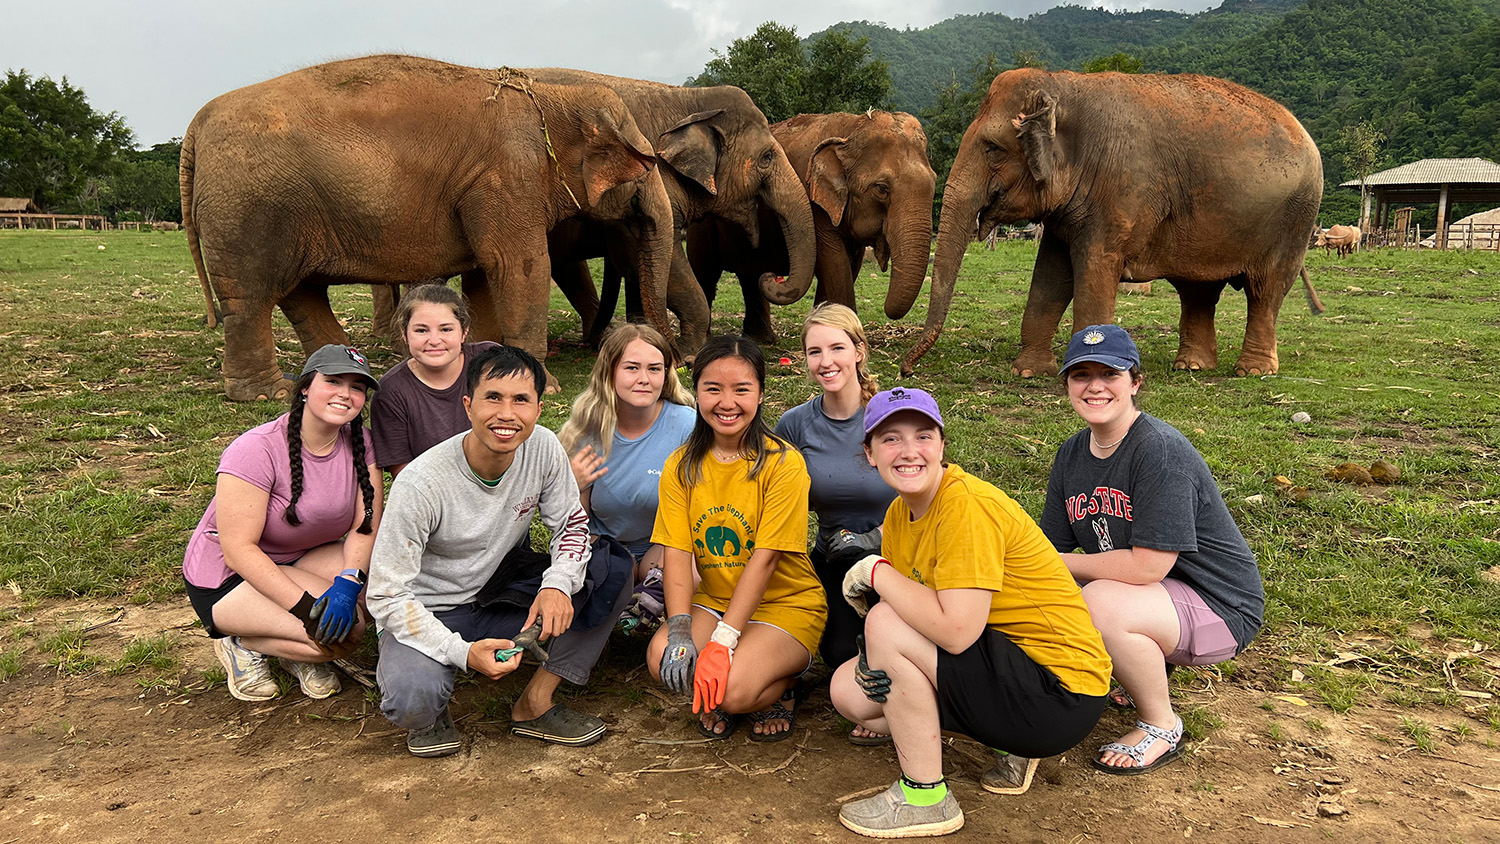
[1010, 350, 1059, 379]
[1232, 356, 1278, 377]
[225, 373, 298, 403]
[1174, 347, 1219, 373]
[743, 324, 778, 346]
[543, 369, 562, 395]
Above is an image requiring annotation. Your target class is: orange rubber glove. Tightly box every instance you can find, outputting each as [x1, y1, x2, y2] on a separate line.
[692, 641, 733, 713]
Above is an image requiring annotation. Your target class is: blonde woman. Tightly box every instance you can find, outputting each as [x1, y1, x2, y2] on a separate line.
[773, 304, 896, 744]
[559, 324, 695, 628]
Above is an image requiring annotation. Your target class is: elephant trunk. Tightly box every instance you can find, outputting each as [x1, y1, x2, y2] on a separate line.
[759, 156, 818, 306]
[902, 160, 984, 375]
[633, 170, 678, 353]
[881, 189, 938, 319]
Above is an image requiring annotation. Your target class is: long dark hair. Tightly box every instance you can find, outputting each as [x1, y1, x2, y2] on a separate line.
[678, 335, 788, 487]
[284, 372, 375, 535]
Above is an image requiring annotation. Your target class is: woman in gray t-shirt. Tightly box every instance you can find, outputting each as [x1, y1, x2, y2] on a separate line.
[1041, 325, 1264, 777]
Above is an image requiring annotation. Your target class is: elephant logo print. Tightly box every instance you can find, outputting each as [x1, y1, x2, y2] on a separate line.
[695, 538, 705, 552]
[1091, 518, 1114, 552]
[705, 526, 741, 556]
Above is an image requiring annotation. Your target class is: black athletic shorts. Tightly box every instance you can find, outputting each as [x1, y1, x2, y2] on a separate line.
[183, 557, 301, 639]
[936, 626, 1107, 758]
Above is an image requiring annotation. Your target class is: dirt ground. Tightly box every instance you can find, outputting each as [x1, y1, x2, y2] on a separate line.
[2, 599, 1498, 844]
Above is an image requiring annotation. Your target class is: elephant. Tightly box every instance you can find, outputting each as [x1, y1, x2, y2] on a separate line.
[685, 110, 937, 343]
[182, 55, 674, 400]
[1316, 224, 1362, 257]
[526, 69, 817, 353]
[705, 525, 742, 556]
[921, 69, 1326, 378]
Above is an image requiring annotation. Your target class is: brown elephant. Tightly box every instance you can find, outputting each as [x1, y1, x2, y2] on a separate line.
[182, 55, 674, 400]
[685, 111, 936, 342]
[526, 69, 817, 353]
[921, 69, 1325, 378]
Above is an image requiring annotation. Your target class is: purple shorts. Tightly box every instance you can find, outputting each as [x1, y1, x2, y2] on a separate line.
[1162, 578, 1239, 667]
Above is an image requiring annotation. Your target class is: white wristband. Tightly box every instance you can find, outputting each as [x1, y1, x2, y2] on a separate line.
[709, 620, 741, 650]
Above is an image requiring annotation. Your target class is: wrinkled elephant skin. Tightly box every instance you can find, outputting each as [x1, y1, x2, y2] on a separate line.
[686, 111, 936, 342]
[925, 69, 1324, 378]
[181, 55, 672, 400]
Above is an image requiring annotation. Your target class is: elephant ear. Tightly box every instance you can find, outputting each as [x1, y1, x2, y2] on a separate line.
[1010, 90, 1058, 183]
[658, 109, 724, 195]
[807, 137, 850, 226]
[582, 113, 658, 207]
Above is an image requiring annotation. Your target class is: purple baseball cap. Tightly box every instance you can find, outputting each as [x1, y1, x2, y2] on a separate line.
[1061, 324, 1140, 372]
[864, 387, 944, 435]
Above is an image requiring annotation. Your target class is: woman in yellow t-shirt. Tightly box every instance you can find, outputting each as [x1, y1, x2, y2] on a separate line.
[647, 335, 826, 742]
[830, 388, 1111, 840]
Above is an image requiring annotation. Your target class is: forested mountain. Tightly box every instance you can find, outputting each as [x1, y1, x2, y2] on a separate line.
[810, 0, 1500, 221]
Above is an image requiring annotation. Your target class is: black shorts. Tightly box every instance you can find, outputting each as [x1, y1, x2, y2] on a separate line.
[183, 574, 242, 639]
[936, 626, 1107, 758]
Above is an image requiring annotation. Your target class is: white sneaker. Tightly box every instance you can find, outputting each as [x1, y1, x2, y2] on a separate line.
[214, 637, 278, 701]
[278, 658, 341, 699]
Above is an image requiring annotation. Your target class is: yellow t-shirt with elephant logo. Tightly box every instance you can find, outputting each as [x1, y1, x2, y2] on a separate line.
[881, 465, 1111, 697]
[652, 438, 826, 655]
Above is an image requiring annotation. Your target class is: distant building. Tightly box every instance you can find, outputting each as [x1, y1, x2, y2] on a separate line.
[1340, 158, 1500, 249]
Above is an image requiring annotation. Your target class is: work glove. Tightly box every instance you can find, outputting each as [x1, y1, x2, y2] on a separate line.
[659, 613, 697, 696]
[830, 526, 883, 558]
[309, 575, 363, 644]
[854, 634, 891, 703]
[288, 592, 320, 641]
[692, 621, 740, 713]
[841, 554, 889, 618]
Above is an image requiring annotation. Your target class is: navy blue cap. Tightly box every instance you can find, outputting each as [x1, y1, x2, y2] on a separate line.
[1061, 325, 1140, 372]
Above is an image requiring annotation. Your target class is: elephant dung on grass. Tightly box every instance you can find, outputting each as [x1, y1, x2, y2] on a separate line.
[182, 55, 675, 400]
[922, 69, 1325, 378]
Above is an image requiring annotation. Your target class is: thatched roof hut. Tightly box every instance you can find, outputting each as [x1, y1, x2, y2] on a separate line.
[0, 198, 40, 213]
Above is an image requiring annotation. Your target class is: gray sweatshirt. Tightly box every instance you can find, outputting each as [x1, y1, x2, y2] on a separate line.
[367, 428, 592, 669]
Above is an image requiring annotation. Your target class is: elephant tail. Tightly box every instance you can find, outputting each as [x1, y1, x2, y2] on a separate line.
[1299, 266, 1326, 316]
[179, 129, 218, 329]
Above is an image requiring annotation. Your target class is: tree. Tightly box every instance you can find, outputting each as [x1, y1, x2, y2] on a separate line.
[102, 140, 182, 222]
[920, 53, 1004, 222]
[0, 70, 134, 211]
[1082, 52, 1144, 73]
[1338, 121, 1385, 229]
[690, 22, 893, 122]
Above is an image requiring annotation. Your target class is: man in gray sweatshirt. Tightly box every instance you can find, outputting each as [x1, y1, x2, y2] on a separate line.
[368, 345, 628, 756]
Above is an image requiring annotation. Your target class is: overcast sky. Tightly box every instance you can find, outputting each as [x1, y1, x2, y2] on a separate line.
[4, 0, 1216, 146]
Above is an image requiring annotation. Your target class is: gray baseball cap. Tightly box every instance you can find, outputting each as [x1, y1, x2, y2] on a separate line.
[301, 344, 378, 390]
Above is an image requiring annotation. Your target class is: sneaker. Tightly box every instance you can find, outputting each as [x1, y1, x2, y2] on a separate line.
[980, 751, 1038, 795]
[838, 781, 964, 839]
[407, 706, 462, 758]
[277, 658, 341, 699]
[214, 636, 278, 702]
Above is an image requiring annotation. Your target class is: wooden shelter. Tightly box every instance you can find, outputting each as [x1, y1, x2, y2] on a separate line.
[1341, 158, 1500, 249]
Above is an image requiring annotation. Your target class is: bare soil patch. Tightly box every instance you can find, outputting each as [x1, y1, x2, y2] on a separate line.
[2, 599, 1497, 843]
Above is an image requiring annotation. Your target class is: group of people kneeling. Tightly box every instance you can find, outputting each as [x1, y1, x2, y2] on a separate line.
[182, 284, 1263, 839]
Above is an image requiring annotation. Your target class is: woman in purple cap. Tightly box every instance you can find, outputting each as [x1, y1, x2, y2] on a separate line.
[182, 344, 383, 702]
[1042, 324, 1263, 776]
[831, 387, 1111, 838]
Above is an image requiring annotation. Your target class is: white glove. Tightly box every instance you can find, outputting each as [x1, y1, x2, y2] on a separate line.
[841, 554, 888, 618]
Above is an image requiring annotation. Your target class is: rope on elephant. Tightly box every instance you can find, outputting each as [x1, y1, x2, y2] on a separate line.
[486, 66, 582, 211]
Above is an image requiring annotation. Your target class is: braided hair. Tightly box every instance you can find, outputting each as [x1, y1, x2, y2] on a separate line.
[284, 372, 375, 534]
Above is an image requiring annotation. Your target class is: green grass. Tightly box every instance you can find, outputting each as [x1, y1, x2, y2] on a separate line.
[110, 634, 177, 675]
[0, 649, 21, 681]
[37, 625, 100, 675]
[1, 230, 1498, 715]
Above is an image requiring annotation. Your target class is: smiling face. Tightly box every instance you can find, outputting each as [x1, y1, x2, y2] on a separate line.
[865, 411, 946, 516]
[696, 355, 760, 449]
[1065, 361, 1141, 429]
[803, 323, 864, 399]
[404, 302, 468, 375]
[301, 372, 369, 429]
[613, 338, 667, 411]
[462, 370, 542, 476]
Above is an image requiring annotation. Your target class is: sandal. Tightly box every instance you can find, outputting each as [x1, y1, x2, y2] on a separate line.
[695, 708, 738, 741]
[1090, 716, 1185, 776]
[1106, 685, 1135, 710]
[848, 726, 892, 747]
[748, 684, 805, 743]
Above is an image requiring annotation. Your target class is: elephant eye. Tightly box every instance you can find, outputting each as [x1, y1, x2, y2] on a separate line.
[759, 150, 775, 168]
[872, 182, 890, 198]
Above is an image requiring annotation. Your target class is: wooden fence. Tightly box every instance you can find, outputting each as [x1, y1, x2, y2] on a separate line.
[1364, 222, 1500, 251]
[1, 215, 180, 232]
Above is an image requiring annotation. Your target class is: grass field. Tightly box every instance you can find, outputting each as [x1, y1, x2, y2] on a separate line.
[1, 229, 1497, 722]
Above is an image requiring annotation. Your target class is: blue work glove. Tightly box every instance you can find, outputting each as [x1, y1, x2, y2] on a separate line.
[659, 613, 697, 696]
[855, 634, 890, 703]
[309, 575, 363, 644]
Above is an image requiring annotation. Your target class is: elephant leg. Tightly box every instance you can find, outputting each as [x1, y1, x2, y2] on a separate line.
[481, 243, 558, 393]
[371, 284, 399, 341]
[1171, 278, 1226, 372]
[737, 272, 777, 345]
[279, 280, 351, 354]
[553, 259, 601, 341]
[667, 251, 710, 359]
[460, 269, 500, 341]
[217, 280, 297, 402]
[1234, 270, 1287, 376]
[1013, 232, 1076, 378]
[612, 254, 646, 325]
[589, 268, 619, 347]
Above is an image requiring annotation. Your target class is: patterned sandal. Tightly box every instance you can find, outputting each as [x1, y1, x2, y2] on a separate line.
[748, 684, 804, 743]
[1090, 716, 1185, 776]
